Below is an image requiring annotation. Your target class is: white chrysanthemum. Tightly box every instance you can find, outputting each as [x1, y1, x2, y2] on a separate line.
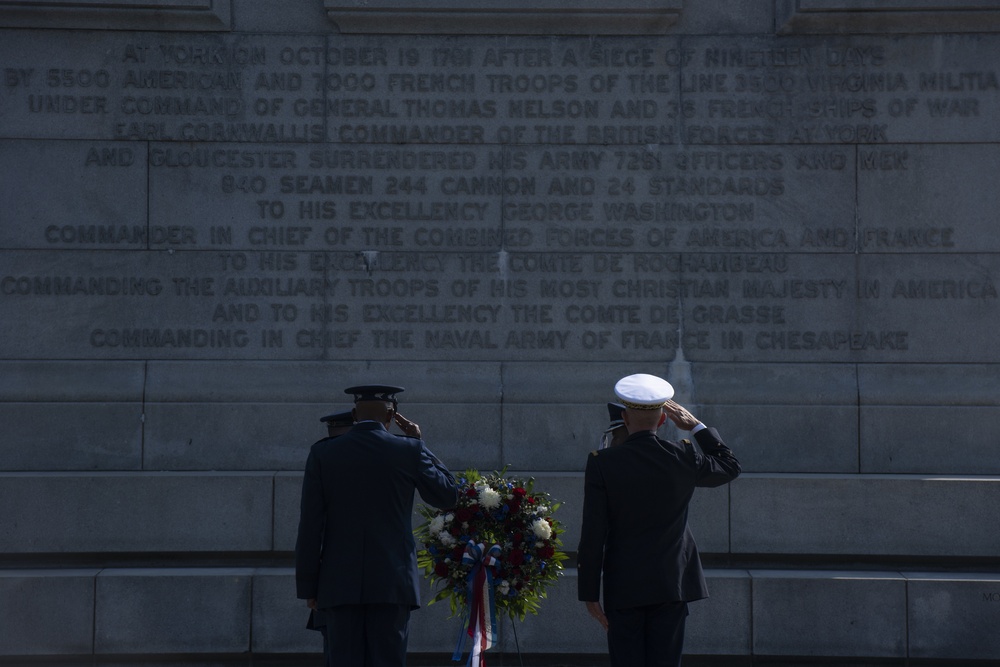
[444, 513, 455, 523]
[439, 531, 457, 547]
[531, 518, 552, 540]
[428, 515, 445, 534]
[498, 580, 510, 595]
[536, 505, 550, 515]
[479, 487, 502, 510]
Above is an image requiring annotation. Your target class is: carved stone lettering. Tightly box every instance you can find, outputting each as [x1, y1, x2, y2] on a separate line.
[3, 11, 1000, 666]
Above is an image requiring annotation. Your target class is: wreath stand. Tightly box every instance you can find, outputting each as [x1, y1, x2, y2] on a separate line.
[499, 616, 524, 667]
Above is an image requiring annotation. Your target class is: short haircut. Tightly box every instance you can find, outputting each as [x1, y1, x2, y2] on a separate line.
[626, 407, 663, 431]
[354, 400, 393, 422]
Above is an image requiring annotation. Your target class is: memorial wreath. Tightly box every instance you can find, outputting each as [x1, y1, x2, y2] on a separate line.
[415, 468, 567, 665]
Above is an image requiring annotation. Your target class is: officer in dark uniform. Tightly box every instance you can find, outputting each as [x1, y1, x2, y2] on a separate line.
[578, 374, 741, 667]
[296, 385, 458, 666]
[306, 408, 354, 664]
[319, 409, 354, 439]
[600, 402, 628, 449]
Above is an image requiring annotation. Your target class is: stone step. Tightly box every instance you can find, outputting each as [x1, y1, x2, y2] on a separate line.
[2, 567, 999, 660]
[3, 471, 1000, 559]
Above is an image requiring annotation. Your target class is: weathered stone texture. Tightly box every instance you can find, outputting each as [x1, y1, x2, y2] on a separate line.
[2, 1, 999, 663]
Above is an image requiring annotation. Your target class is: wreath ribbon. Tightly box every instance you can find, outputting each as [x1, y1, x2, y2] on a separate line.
[452, 541, 501, 666]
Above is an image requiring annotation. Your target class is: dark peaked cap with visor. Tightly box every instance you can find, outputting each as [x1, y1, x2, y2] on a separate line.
[344, 384, 405, 407]
[319, 410, 353, 426]
[604, 402, 626, 433]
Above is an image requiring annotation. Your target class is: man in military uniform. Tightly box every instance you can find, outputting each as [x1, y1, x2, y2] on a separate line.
[600, 402, 628, 449]
[306, 408, 353, 664]
[319, 409, 354, 439]
[296, 385, 458, 666]
[578, 373, 741, 667]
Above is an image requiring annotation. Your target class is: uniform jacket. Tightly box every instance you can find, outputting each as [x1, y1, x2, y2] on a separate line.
[295, 421, 458, 608]
[577, 426, 740, 610]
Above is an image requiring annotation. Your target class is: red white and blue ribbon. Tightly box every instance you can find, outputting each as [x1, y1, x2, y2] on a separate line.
[452, 541, 501, 667]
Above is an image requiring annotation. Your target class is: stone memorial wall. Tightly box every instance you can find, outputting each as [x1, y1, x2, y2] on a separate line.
[1, 0, 999, 663]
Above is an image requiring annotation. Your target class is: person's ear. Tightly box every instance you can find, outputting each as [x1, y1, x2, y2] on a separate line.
[658, 411, 667, 427]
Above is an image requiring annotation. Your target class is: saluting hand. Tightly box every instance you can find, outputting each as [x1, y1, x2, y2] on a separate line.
[663, 400, 701, 431]
[394, 412, 422, 438]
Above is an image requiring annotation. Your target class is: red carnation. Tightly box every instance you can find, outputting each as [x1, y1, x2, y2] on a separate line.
[466, 488, 478, 498]
[434, 561, 450, 577]
[508, 549, 525, 566]
[512, 532, 523, 544]
[538, 545, 555, 559]
[455, 508, 473, 522]
[513, 487, 526, 497]
[452, 545, 465, 560]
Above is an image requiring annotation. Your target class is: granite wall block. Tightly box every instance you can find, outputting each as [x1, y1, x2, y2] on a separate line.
[250, 568, 318, 654]
[95, 568, 252, 653]
[0, 140, 147, 249]
[0, 473, 274, 553]
[0, 0, 232, 31]
[405, 574, 472, 653]
[0, 361, 145, 471]
[493, 569, 607, 655]
[686, 570, 753, 655]
[0, 569, 98, 655]
[906, 572, 1000, 661]
[731, 474, 1000, 556]
[142, 360, 502, 471]
[777, 0, 1000, 34]
[858, 144, 1000, 253]
[273, 470, 732, 555]
[859, 364, 1000, 474]
[323, 0, 684, 35]
[751, 570, 907, 658]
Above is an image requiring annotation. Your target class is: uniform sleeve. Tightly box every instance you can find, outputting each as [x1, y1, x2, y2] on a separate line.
[577, 452, 608, 602]
[294, 448, 325, 600]
[691, 426, 742, 488]
[413, 442, 459, 509]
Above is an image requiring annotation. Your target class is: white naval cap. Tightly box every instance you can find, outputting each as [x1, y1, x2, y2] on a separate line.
[614, 373, 674, 410]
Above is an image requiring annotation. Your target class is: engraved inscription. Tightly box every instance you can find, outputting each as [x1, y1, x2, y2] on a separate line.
[7, 250, 989, 361]
[1, 31, 999, 363]
[3, 34, 1000, 144]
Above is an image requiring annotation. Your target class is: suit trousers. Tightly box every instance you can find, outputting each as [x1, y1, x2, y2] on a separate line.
[321, 604, 411, 667]
[606, 600, 688, 667]
[307, 610, 331, 667]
